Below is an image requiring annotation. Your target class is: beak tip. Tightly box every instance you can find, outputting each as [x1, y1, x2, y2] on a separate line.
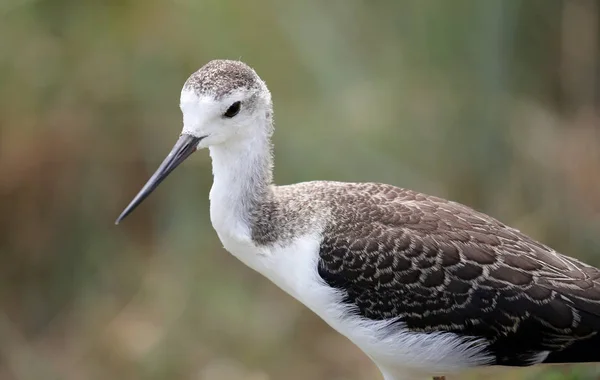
[115, 208, 132, 224]
[115, 210, 129, 225]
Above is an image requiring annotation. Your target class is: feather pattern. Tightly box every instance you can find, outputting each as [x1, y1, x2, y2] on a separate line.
[294, 182, 600, 366]
[246, 180, 600, 366]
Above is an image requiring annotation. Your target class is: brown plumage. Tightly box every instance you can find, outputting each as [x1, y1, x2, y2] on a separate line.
[250, 181, 600, 365]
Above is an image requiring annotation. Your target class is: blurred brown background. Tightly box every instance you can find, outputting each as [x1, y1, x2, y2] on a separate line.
[1, 0, 600, 379]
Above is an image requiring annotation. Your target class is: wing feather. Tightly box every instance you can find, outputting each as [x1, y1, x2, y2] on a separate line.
[315, 183, 600, 365]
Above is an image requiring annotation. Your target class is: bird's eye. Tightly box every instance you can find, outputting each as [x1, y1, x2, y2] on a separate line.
[223, 101, 241, 118]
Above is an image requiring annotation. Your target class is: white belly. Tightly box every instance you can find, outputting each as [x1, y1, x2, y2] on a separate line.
[216, 230, 492, 379]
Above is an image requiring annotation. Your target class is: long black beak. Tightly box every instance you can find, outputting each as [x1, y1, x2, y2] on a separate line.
[115, 134, 202, 224]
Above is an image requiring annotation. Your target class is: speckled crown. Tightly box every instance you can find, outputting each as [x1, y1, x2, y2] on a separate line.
[183, 60, 262, 99]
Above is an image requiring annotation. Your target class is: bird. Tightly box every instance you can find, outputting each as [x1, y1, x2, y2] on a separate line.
[116, 59, 600, 380]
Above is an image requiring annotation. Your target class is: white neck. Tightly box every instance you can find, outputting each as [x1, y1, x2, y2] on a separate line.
[208, 131, 274, 240]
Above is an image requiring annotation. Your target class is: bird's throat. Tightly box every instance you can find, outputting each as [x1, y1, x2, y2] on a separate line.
[208, 134, 274, 236]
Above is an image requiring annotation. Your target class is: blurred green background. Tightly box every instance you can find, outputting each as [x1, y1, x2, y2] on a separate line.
[1, 0, 600, 379]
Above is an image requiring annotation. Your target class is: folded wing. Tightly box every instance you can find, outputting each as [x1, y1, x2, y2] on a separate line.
[317, 184, 600, 366]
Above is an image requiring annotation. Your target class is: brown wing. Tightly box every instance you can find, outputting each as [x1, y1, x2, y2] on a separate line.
[316, 183, 600, 365]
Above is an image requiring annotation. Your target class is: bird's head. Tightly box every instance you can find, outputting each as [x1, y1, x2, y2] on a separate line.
[181, 59, 273, 147]
[115, 60, 272, 224]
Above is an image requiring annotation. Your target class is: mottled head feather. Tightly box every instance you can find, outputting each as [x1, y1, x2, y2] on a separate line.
[183, 60, 261, 99]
